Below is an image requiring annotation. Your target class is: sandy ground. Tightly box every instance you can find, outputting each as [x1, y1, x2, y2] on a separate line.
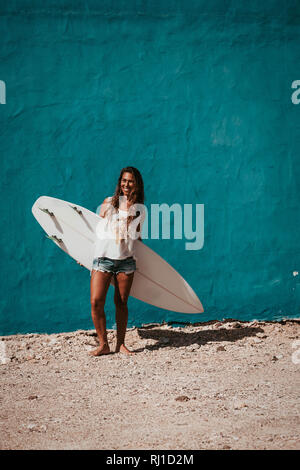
[0, 318, 299, 450]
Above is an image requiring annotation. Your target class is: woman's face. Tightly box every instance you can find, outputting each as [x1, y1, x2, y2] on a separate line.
[120, 171, 136, 197]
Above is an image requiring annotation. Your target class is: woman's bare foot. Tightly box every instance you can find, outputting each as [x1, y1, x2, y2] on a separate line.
[115, 344, 135, 355]
[89, 343, 110, 356]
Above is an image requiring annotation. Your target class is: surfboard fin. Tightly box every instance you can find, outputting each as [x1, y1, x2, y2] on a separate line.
[69, 205, 83, 215]
[45, 235, 63, 244]
[39, 207, 54, 217]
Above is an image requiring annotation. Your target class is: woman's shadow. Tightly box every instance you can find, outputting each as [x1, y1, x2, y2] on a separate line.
[135, 320, 265, 352]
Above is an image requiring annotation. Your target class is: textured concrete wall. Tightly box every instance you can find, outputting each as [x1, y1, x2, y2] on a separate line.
[1, 1, 300, 334]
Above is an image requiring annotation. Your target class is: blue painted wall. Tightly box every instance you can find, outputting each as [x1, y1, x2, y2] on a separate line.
[1, 0, 300, 335]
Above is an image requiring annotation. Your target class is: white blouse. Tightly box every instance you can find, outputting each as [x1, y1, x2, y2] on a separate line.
[93, 197, 145, 260]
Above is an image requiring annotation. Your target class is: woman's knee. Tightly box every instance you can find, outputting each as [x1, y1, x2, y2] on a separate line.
[90, 297, 106, 311]
[114, 294, 128, 308]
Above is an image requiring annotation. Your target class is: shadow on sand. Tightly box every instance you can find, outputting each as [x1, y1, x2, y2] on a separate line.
[135, 319, 265, 352]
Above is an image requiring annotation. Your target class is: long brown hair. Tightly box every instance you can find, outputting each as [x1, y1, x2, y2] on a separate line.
[110, 167, 145, 230]
[111, 166, 145, 210]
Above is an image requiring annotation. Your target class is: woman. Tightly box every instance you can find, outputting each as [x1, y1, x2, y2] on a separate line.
[89, 167, 145, 356]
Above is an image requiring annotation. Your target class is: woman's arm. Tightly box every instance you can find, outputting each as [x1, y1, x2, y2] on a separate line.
[99, 197, 112, 218]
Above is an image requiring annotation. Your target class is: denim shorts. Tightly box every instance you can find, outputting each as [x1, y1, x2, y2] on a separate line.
[92, 256, 136, 275]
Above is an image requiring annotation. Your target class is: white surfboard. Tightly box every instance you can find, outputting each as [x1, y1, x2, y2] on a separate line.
[32, 196, 204, 314]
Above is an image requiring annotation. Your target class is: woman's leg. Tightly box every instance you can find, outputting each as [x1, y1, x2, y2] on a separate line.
[89, 270, 113, 356]
[114, 272, 135, 354]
